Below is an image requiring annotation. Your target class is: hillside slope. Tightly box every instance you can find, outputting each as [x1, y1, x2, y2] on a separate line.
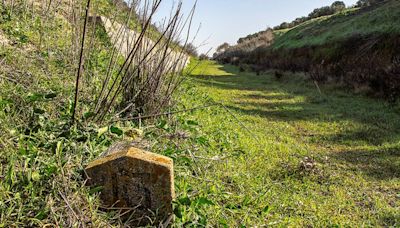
[0, 0, 192, 226]
[272, 0, 400, 49]
[217, 0, 400, 100]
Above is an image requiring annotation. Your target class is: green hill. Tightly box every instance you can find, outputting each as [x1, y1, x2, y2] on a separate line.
[216, 0, 400, 100]
[272, 0, 400, 49]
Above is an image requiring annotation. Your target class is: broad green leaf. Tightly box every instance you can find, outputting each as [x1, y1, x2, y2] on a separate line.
[110, 126, 123, 136]
[157, 119, 168, 130]
[35, 209, 49, 220]
[261, 205, 270, 214]
[97, 126, 108, 137]
[31, 171, 41, 182]
[195, 197, 214, 206]
[178, 196, 191, 205]
[27, 93, 44, 102]
[187, 120, 199, 126]
[174, 205, 183, 218]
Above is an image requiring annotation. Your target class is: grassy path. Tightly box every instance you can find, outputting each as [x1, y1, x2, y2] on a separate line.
[173, 60, 400, 226]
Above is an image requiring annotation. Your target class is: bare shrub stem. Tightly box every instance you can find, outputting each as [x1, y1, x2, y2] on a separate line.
[71, 0, 91, 124]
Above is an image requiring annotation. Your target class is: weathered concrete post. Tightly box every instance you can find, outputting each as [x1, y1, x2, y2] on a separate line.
[85, 142, 175, 225]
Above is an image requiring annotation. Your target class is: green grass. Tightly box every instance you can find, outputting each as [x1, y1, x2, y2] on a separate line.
[0, 2, 138, 226]
[164, 60, 400, 226]
[272, 0, 400, 49]
[0, 1, 191, 225]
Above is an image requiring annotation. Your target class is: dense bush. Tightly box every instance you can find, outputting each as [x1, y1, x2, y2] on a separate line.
[214, 29, 274, 61]
[308, 6, 336, 19]
[217, 33, 400, 101]
[331, 1, 346, 11]
[237, 29, 272, 44]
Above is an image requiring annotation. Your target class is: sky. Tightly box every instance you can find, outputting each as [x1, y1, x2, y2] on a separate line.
[149, 0, 359, 55]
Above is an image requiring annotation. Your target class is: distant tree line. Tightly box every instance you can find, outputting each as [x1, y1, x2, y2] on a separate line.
[272, 0, 386, 31]
[184, 43, 198, 57]
[355, 0, 386, 7]
[273, 1, 346, 30]
[237, 29, 273, 44]
[213, 42, 230, 58]
[214, 0, 390, 59]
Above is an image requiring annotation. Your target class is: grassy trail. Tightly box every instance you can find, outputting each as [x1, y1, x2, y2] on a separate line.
[175, 60, 400, 226]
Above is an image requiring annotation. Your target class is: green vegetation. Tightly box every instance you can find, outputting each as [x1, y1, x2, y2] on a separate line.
[273, 0, 347, 31]
[215, 0, 400, 101]
[0, 1, 120, 226]
[272, 0, 400, 49]
[220, 0, 399, 53]
[166, 60, 399, 226]
[0, 0, 187, 226]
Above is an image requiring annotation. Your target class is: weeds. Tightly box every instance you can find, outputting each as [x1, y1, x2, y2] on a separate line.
[0, 0, 195, 226]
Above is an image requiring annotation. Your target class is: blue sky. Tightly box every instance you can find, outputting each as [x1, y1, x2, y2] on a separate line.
[150, 0, 359, 55]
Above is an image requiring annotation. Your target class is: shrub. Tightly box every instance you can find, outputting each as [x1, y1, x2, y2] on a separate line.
[199, 54, 209, 60]
[185, 43, 198, 57]
[331, 1, 346, 12]
[308, 6, 335, 18]
[356, 0, 386, 7]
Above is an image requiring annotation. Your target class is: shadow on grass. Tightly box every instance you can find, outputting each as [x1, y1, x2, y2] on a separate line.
[191, 63, 400, 180]
[330, 146, 400, 179]
[243, 93, 296, 100]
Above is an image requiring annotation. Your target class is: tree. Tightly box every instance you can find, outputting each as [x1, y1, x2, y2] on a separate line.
[216, 42, 230, 54]
[279, 22, 290, 29]
[356, 0, 385, 7]
[331, 1, 346, 12]
[308, 6, 335, 18]
[185, 43, 198, 57]
[294, 16, 308, 25]
[199, 54, 209, 60]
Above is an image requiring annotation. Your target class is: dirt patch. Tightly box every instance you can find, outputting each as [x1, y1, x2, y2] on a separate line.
[0, 31, 9, 46]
